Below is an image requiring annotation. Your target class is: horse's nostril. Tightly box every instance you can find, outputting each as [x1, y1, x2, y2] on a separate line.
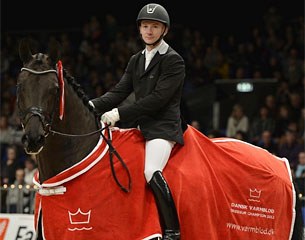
[22, 134, 44, 149]
[36, 135, 45, 146]
[22, 134, 29, 144]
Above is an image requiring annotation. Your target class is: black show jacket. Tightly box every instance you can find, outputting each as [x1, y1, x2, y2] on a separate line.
[91, 45, 185, 145]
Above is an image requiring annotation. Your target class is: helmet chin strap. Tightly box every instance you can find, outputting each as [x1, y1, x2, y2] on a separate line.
[143, 36, 163, 46]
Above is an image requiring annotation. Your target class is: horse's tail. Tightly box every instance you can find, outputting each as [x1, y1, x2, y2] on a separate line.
[291, 180, 304, 240]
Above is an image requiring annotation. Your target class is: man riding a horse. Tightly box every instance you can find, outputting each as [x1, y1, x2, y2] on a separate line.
[90, 3, 184, 239]
[16, 4, 304, 240]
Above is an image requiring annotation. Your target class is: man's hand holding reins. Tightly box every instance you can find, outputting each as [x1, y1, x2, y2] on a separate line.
[101, 108, 120, 127]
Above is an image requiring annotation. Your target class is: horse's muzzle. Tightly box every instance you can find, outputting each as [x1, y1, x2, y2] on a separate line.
[22, 133, 45, 154]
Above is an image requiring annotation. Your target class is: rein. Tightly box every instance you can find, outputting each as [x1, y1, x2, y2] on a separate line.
[50, 125, 132, 193]
[19, 66, 132, 193]
[100, 127, 132, 193]
[49, 124, 132, 193]
[49, 126, 105, 137]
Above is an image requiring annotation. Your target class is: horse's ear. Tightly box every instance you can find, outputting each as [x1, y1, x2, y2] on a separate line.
[19, 38, 33, 64]
[48, 39, 62, 65]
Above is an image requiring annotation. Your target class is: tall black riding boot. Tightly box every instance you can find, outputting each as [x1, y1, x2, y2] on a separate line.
[149, 171, 180, 240]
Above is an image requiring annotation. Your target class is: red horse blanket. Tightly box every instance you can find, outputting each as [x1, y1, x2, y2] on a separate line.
[34, 126, 295, 240]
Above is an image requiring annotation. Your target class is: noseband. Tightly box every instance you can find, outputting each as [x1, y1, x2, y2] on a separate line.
[18, 67, 58, 136]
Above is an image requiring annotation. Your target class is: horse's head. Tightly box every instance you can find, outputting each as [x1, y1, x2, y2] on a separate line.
[17, 39, 62, 154]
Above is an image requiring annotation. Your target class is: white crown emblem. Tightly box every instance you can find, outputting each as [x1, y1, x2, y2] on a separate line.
[250, 188, 262, 199]
[68, 208, 91, 224]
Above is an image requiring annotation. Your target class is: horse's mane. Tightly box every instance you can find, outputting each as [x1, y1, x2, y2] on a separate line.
[23, 38, 98, 118]
[62, 68, 98, 117]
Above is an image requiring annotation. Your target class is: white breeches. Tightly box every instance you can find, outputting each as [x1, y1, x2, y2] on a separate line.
[144, 138, 175, 182]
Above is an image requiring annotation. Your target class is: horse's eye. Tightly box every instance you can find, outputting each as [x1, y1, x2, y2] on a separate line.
[51, 87, 59, 96]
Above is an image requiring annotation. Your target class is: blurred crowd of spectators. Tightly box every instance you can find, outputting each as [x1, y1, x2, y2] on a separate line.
[1, 6, 304, 213]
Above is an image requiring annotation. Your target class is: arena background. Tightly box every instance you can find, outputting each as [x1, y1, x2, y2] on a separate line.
[0, 0, 304, 237]
[3, 1, 302, 32]
[2, 0, 303, 131]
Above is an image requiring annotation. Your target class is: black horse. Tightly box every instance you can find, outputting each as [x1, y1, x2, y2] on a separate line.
[17, 39, 304, 240]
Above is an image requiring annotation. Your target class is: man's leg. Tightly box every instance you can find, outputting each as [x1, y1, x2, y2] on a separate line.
[144, 139, 180, 240]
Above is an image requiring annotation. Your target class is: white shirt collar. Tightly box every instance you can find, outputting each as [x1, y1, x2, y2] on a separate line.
[141, 40, 169, 55]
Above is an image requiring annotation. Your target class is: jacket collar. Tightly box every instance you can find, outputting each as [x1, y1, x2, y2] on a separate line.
[141, 40, 169, 55]
[140, 40, 169, 76]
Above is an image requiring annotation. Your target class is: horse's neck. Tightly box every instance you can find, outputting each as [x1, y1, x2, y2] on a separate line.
[37, 84, 100, 182]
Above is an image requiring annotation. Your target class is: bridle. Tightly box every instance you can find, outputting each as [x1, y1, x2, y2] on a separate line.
[18, 67, 104, 137]
[18, 67, 132, 193]
[18, 68, 59, 137]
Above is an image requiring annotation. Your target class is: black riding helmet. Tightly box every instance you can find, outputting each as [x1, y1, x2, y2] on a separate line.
[137, 3, 170, 46]
[136, 3, 170, 28]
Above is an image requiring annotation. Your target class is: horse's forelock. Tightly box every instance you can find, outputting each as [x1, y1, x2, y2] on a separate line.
[24, 53, 54, 70]
[35, 53, 45, 63]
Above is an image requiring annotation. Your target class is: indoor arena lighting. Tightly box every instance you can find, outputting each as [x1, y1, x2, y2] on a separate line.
[1, 184, 37, 190]
[236, 82, 253, 92]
